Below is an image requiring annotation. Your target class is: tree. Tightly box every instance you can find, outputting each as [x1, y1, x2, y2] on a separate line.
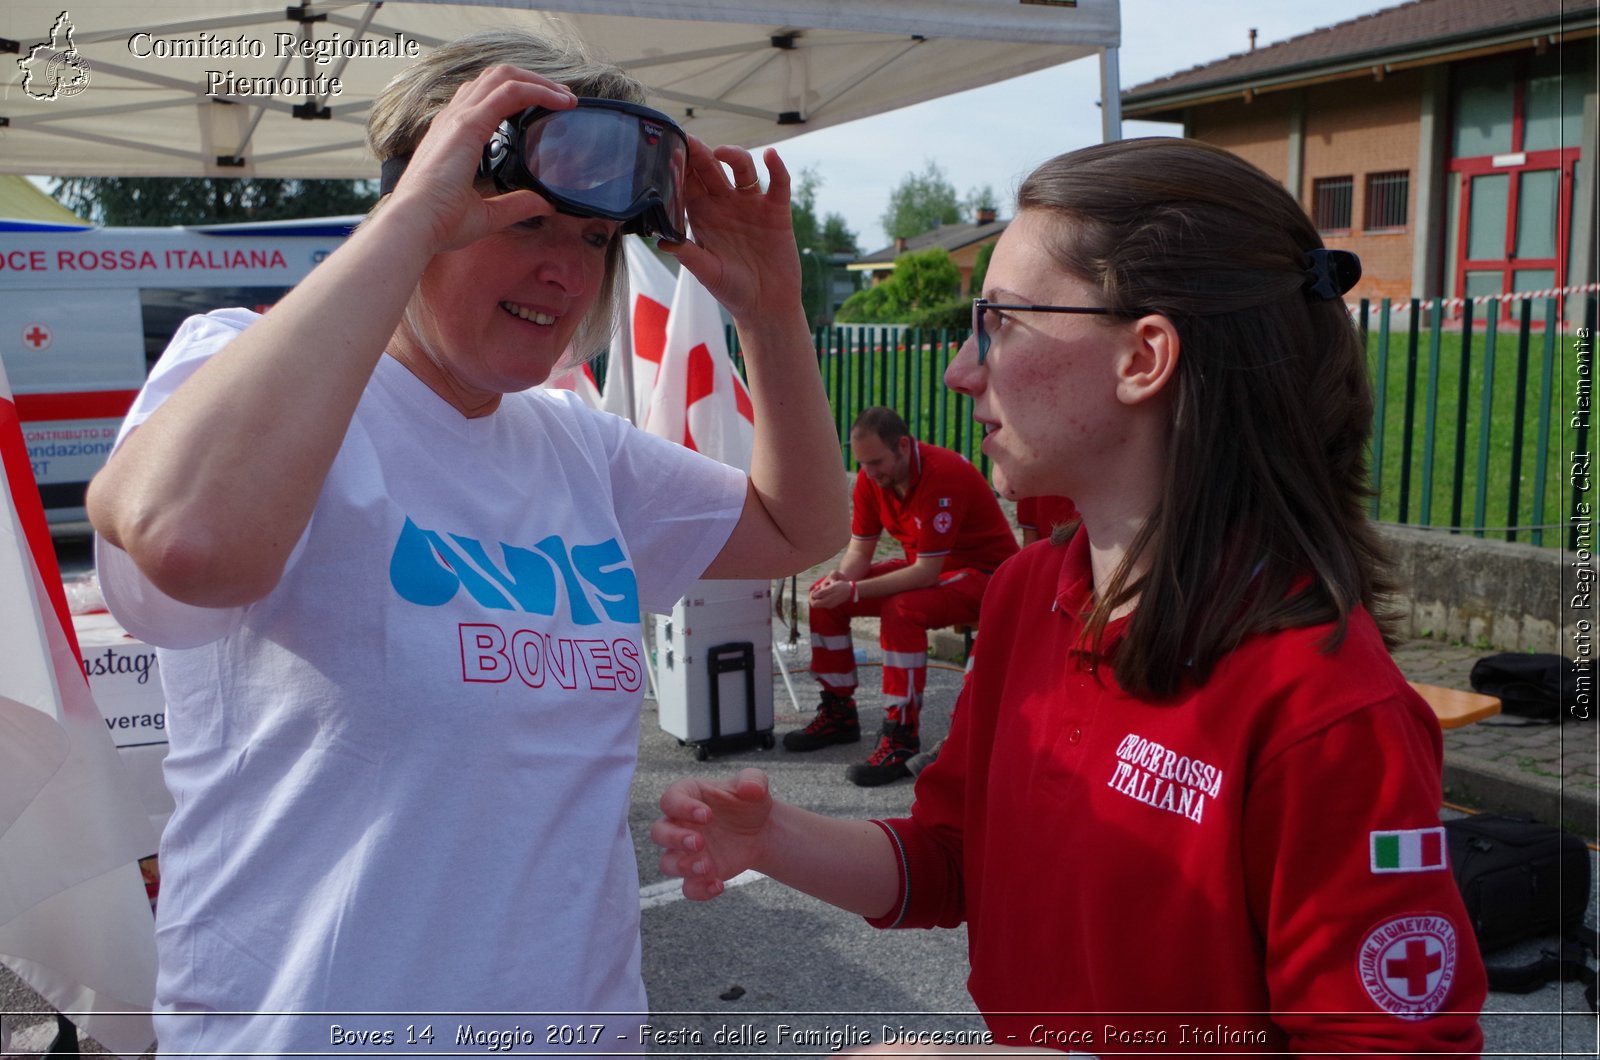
[891, 247, 962, 309]
[835, 247, 963, 326]
[968, 240, 996, 297]
[790, 167, 861, 327]
[789, 168, 825, 252]
[834, 282, 901, 324]
[820, 213, 860, 257]
[965, 184, 1000, 218]
[49, 177, 379, 226]
[880, 160, 963, 242]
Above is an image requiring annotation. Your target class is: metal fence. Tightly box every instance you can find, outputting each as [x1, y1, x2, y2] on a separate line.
[1361, 294, 1595, 549]
[729, 325, 982, 472]
[728, 293, 1596, 550]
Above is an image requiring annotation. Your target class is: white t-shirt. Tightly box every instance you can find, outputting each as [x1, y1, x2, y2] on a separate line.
[98, 309, 746, 1056]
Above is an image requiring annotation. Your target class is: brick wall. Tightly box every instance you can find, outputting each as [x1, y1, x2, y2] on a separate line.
[1184, 70, 1428, 304]
[1189, 92, 1294, 183]
[1303, 72, 1424, 305]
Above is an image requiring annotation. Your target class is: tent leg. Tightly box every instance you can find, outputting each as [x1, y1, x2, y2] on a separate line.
[770, 577, 802, 715]
[771, 635, 802, 716]
[1100, 47, 1123, 143]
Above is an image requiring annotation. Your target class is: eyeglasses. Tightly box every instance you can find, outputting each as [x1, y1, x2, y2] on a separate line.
[971, 298, 1143, 365]
[379, 98, 689, 242]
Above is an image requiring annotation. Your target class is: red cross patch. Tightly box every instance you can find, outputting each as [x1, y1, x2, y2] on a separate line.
[1358, 914, 1457, 1020]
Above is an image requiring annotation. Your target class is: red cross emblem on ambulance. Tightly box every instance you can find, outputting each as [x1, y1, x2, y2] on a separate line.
[23, 324, 51, 350]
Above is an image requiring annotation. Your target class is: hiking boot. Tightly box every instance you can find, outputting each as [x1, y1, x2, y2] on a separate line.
[905, 737, 946, 777]
[782, 691, 860, 751]
[846, 723, 920, 787]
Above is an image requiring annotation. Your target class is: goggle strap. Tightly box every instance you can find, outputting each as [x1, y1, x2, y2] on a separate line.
[378, 154, 410, 196]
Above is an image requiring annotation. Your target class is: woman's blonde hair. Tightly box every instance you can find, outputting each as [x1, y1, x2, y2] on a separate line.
[368, 28, 648, 364]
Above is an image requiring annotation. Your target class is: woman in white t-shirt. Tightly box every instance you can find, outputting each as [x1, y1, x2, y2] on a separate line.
[87, 29, 847, 1057]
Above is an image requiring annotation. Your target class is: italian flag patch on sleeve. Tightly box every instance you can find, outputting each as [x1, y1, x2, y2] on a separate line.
[1370, 827, 1447, 873]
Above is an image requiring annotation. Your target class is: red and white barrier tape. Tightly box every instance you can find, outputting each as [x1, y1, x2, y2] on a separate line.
[1348, 282, 1600, 316]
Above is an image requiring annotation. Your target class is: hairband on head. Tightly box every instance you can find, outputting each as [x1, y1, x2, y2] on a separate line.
[1302, 248, 1361, 301]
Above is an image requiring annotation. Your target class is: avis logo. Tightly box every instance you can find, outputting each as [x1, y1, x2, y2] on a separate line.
[388, 516, 639, 625]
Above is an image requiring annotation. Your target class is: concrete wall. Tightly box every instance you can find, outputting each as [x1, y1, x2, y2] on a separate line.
[881, 526, 1580, 662]
[1379, 525, 1584, 652]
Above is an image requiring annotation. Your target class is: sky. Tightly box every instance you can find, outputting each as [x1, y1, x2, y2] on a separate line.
[765, 0, 1399, 252]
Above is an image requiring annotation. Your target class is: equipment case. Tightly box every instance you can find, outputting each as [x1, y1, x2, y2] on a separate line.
[653, 579, 774, 759]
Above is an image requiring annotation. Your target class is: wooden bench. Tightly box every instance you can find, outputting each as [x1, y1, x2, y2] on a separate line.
[953, 623, 978, 664]
[1408, 682, 1502, 729]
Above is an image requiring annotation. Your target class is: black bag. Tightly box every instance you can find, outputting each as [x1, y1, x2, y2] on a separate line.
[1468, 653, 1581, 721]
[1445, 813, 1597, 1008]
[1446, 813, 1591, 950]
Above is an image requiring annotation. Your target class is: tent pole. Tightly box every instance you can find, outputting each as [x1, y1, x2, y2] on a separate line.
[1099, 47, 1123, 143]
[620, 336, 637, 427]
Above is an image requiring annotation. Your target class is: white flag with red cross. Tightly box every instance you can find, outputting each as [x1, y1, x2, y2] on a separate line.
[643, 263, 755, 472]
[601, 236, 678, 425]
[540, 361, 604, 410]
[0, 361, 158, 1056]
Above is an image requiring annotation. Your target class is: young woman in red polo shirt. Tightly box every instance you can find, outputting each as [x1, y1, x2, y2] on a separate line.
[653, 138, 1486, 1053]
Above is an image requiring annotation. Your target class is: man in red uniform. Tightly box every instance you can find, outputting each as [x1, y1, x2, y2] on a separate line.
[786, 407, 1017, 785]
[1014, 495, 1078, 546]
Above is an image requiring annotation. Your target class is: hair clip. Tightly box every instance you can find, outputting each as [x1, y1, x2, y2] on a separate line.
[1302, 248, 1361, 301]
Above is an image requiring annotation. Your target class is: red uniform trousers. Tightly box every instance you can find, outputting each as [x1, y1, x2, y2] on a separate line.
[808, 559, 989, 736]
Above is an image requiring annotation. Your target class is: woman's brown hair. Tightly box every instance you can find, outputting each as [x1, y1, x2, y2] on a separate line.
[1019, 137, 1397, 699]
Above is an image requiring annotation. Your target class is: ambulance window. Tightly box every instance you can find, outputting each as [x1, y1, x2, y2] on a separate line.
[139, 286, 291, 372]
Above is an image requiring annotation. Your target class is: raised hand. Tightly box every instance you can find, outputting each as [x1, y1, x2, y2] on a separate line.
[650, 768, 776, 900]
[383, 64, 573, 255]
[660, 139, 803, 323]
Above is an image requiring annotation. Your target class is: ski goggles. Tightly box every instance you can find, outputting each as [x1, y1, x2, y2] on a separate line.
[380, 98, 689, 242]
[483, 98, 690, 241]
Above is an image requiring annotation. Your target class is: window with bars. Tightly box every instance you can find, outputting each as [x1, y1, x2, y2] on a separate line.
[1312, 176, 1353, 232]
[1365, 170, 1410, 230]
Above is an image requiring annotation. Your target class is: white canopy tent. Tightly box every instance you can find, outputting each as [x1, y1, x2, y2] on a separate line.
[1, 0, 1123, 178]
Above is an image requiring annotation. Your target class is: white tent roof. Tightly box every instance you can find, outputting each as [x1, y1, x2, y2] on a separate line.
[1, 1, 1121, 179]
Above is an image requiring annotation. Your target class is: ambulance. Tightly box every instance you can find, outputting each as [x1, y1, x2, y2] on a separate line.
[0, 215, 357, 522]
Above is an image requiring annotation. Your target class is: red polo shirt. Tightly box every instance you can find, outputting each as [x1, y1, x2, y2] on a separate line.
[852, 441, 1017, 572]
[869, 531, 1486, 1053]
